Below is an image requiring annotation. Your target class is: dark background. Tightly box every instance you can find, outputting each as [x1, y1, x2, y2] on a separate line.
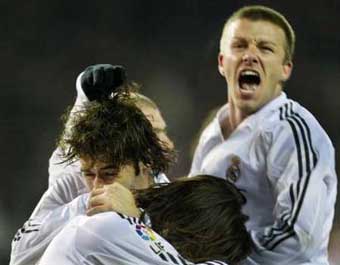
[1, 1, 339, 264]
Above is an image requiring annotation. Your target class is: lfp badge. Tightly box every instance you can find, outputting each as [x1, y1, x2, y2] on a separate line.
[135, 224, 157, 241]
[135, 224, 166, 256]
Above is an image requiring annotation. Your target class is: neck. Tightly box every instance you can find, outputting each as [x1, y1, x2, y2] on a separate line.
[221, 101, 250, 139]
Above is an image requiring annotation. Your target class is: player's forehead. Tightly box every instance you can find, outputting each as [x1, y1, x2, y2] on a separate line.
[79, 157, 116, 171]
[225, 18, 286, 46]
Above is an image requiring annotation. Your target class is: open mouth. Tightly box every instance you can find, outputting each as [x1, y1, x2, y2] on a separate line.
[238, 70, 261, 91]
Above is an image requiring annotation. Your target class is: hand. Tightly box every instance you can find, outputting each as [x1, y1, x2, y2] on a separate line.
[81, 64, 127, 101]
[87, 182, 141, 217]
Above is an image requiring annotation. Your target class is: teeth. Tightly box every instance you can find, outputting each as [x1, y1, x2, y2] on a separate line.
[241, 70, 259, 76]
[241, 84, 257, 91]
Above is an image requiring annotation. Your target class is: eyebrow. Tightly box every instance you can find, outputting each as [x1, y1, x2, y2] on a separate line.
[232, 37, 277, 46]
[81, 165, 117, 172]
[99, 165, 117, 170]
[80, 168, 92, 172]
[257, 40, 277, 46]
[232, 36, 246, 41]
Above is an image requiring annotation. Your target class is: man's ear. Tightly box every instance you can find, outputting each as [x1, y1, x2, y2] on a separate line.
[134, 162, 153, 189]
[282, 61, 293, 82]
[137, 162, 150, 177]
[218, 53, 225, 77]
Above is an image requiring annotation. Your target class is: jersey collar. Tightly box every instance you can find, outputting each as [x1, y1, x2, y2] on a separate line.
[216, 92, 288, 137]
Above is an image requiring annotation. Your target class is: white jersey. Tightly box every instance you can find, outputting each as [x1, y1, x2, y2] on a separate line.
[39, 212, 229, 265]
[10, 173, 89, 265]
[190, 93, 337, 265]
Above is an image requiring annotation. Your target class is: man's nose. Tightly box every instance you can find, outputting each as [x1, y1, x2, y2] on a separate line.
[93, 176, 104, 189]
[242, 46, 259, 64]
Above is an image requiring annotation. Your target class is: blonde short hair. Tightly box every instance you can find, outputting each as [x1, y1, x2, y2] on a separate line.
[220, 5, 295, 62]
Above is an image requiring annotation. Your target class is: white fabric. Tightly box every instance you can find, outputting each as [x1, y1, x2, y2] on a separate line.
[39, 212, 229, 265]
[190, 93, 337, 265]
[10, 174, 89, 265]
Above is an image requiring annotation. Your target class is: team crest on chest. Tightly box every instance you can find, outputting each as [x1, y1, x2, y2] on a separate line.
[226, 155, 241, 182]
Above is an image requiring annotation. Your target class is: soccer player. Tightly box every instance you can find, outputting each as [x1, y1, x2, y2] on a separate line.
[190, 5, 337, 264]
[10, 74, 175, 265]
[48, 64, 174, 189]
[38, 175, 252, 265]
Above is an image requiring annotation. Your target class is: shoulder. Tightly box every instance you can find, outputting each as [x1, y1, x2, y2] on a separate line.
[260, 99, 333, 148]
[258, 98, 335, 174]
[70, 213, 132, 256]
[48, 172, 87, 204]
[76, 212, 136, 238]
[199, 119, 219, 144]
[72, 213, 174, 264]
[196, 106, 226, 152]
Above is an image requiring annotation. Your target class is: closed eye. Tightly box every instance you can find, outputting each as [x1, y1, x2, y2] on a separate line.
[100, 171, 118, 181]
[82, 172, 95, 178]
[102, 172, 116, 178]
[261, 46, 274, 52]
[258, 41, 276, 53]
[232, 43, 247, 49]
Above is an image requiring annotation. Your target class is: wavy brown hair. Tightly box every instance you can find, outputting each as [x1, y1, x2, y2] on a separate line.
[58, 89, 175, 175]
[136, 175, 253, 264]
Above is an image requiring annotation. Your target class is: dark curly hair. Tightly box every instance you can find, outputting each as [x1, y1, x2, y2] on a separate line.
[58, 90, 175, 175]
[135, 175, 253, 264]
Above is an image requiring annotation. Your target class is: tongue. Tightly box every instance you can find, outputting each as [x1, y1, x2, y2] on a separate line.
[240, 83, 257, 91]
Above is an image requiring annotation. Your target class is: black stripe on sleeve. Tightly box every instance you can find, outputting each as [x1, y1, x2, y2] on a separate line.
[262, 105, 302, 247]
[269, 230, 295, 250]
[289, 184, 295, 209]
[262, 104, 300, 248]
[116, 213, 126, 219]
[177, 255, 189, 265]
[159, 253, 168, 262]
[211, 261, 228, 265]
[203, 261, 227, 265]
[262, 101, 317, 250]
[295, 112, 317, 166]
[261, 183, 296, 244]
[166, 252, 179, 264]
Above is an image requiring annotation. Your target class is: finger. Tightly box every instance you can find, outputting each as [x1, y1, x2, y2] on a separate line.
[104, 67, 115, 95]
[93, 66, 104, 86]
[113, 66, 126, 87]
[105, 181, 126, 190]
[86, 205, 110, 216]
[81, 67, 94, 87]
[90, 187, 105, 197]
[88, 193, 106, 208]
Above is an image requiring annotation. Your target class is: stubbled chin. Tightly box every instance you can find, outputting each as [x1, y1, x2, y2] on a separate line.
[237, 84, 259, 100]
[231, 86, 261, 114]
[235, 99, 259, 115]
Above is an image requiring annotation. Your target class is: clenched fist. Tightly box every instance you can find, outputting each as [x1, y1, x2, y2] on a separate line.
[87, 182, 140, 217]
[81, 64, 127, 101]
